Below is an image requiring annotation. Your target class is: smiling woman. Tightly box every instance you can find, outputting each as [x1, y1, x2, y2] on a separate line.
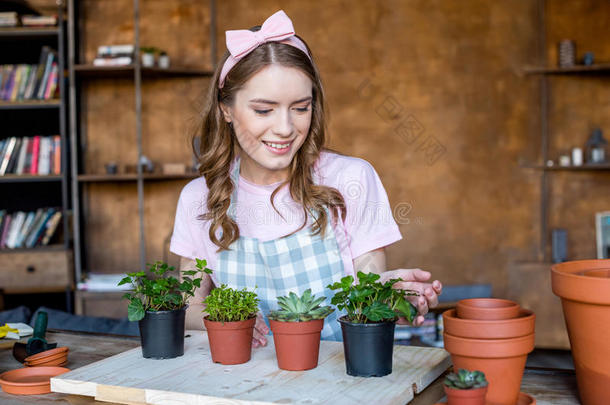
[169, 10, 442, 345]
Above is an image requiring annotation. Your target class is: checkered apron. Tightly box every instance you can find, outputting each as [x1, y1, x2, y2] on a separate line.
[215, 157, 345, 341]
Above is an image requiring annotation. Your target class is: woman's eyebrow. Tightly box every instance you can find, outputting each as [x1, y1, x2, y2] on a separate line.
[248, 96, 312, 105]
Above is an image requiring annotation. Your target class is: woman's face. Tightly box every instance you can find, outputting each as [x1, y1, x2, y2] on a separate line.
[220, 64, 313, 185]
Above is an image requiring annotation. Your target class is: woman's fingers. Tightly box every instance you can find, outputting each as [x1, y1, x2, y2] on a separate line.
[252, 313, 269, 348]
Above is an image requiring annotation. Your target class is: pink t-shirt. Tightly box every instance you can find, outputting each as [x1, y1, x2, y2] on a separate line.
[169, 150, 402, 279]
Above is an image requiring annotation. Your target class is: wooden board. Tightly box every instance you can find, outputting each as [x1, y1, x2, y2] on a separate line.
[51, 331, 451, 405]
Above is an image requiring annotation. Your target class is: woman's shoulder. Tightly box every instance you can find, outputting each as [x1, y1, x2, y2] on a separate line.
[178, 175, 209, 204]
[317, 149, 377, 181]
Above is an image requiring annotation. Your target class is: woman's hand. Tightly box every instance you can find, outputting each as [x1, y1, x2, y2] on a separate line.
[252, 312, 269, 348]
[379, 268, 442, 326]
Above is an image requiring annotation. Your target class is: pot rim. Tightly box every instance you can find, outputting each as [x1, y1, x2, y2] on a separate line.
[143, 306, 188, 315]
[269, 318, 324, 335]
[443, 308, 535, 326]
[337, 315, 396, 327]
[552, 259, 610, 304]
[443, 332, 535, 358]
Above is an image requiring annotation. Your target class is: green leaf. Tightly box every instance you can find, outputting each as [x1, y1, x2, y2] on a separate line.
[362, 302, 395, 322]
[394, 297, 417, 323]
[127, 300, 145, 322]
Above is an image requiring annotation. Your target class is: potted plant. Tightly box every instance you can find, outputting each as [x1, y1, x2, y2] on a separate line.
[268, 289, 334, 371]
[140, 46, 157, 67]
[551, 259, 610, 405]
[327, 271, 418, 377]
[443, 369, 488, 405]
[203, 284, 259, 365]
[157, 50, 170, 69]
[118, 258, 208, 359]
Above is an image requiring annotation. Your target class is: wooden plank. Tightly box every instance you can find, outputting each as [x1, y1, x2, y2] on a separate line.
[51, 331, 451, 405]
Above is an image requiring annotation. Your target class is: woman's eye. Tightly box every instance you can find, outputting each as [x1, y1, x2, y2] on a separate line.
[254, 109, 271, 115]
[295, 107, 310, 112]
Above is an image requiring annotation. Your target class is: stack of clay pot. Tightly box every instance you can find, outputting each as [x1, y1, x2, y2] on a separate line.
[443, 299, 535, 405]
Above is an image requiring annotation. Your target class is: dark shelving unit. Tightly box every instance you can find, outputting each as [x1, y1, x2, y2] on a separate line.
[524, 63, 610, 74]
[77, 173, 199, 183]
[0, 2, 74, 311]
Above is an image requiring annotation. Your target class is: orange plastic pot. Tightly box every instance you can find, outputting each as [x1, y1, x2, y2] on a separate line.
[443, 309, 535, 339]
[269, 319, 323, 371]
[456, 299, 520, 320]
[443, 332, 534, 405]
[443, 385, 487, 405]
[551, 259, 610, 405]
[204, 317, 255, 365]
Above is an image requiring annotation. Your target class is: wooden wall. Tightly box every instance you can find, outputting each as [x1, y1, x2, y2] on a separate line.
[25, 0, 609, 345]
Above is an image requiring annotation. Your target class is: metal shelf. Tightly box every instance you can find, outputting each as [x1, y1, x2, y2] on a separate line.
[522, 163, 610, 171]
[523, 63, 610, 75]
[0, 27, 59, 38]
[0, 174, 64, 183]
[73, 64, 214, 78]
[77, 173, 199, 182]
[0, 100, 61, 109]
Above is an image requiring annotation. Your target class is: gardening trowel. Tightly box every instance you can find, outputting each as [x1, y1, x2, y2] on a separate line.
[12, 311, 57, 363]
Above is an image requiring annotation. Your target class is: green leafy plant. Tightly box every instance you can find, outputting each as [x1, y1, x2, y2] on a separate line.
[268, 289, 334, 322]
[140, 46, 159, 54]
[444, 369, 488, 389]
[327, 271, 418, 324]
[204, 284, 259, 323]
[119, 258, 211, 322]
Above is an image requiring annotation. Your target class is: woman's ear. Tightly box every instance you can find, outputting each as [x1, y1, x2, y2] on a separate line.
[219, 102, 232, 124]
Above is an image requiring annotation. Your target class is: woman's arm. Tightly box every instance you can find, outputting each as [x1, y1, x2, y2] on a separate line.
[353, 248, 443, 326]
[179, 256, 214, 330]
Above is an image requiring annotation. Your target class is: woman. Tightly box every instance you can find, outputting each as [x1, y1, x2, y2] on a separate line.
[170, 10, 442, 345]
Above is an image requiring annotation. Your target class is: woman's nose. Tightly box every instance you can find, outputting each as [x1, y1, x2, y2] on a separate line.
[273, 110, 293, 137]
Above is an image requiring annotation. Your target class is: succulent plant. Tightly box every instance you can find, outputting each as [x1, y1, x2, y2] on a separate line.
[268, 289, 334, 322]
[444, 369, 488, 390]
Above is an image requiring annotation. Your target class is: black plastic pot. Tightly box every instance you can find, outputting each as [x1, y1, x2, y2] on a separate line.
[338, 316, 396, 377]
[138, 307, 186, 359]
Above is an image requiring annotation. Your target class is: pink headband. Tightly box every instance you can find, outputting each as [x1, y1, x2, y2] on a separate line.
[218, 10, 312, 89]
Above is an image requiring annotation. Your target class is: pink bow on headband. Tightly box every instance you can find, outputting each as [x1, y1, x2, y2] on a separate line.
[218, 10, 311, 89]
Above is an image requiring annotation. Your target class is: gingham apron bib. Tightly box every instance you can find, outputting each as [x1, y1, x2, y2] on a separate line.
[215, 157, 345, 341]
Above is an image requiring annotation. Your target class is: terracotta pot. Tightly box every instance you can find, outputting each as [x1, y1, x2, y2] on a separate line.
[443, 332, 534, 405]
[551, 259, 610, 405]
[204, 317, 256, 365]
[443, 309, 535, 339]
[269, 319, 324, 371]
[456, 298, 520, 320]
[444, 385, 488, 405]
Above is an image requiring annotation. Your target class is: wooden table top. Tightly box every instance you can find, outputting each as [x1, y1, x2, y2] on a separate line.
[0, 330, 581, 404]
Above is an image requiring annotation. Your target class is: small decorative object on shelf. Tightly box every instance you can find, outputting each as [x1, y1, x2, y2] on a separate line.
[158, 51, 170, 69]
[546, 159, 554, 167]
[118, 259, 208, 359]
[140, 47, 157, 67]
[582, 51, 594, 66]
[557, 39, 576, 67]
[558, 154, 571, 167]
[571, 147, 583, 166]
[586, 128, 607, 164]
[104, 161, 118, 175]
[161, 163, 186, 175]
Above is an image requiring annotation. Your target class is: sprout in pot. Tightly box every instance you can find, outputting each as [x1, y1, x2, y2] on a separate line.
[139, 46, 158, 67]
[268, 289, 334, 371]
[118, 258, 209, 359]
[327, 271, 418, 377]
[203, 283, 259, 365]
[443, 369, 488, 405]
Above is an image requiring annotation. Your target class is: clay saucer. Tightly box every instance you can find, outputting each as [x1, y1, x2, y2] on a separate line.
[24, 347, 68, 362]
[433, 391, 536, 405]
[25, 356, 68, 367]
[25, 352, 67, 364]
[0, 366, 70, 395]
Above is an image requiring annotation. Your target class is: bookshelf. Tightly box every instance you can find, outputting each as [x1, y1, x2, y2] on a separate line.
[0, 3, 74, 309]
[67, 0, 217, 316]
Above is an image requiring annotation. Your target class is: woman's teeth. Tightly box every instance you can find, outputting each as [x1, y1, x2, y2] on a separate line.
[263, 141, 290, 149]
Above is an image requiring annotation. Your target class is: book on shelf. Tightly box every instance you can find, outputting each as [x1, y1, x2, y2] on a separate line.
[92, 57, 133, 67]
[0, 135, 61, 176]
[0, 208, 62, 249]
[77, 273, 132, 292]
[93, 44, 134, 67]
[20, 15, 57, 27]
[0, 12, 18, 27]
[0, 46, 59, 102]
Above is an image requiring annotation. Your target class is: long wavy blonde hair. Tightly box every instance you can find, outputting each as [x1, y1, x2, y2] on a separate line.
[192, 27, 346, 252]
